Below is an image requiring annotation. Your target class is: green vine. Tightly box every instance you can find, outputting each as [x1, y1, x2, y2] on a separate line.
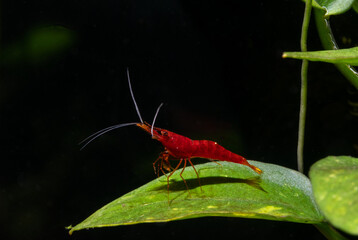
[297, 0, 312, 173]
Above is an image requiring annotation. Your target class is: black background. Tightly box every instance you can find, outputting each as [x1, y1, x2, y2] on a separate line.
[2, 1, 357, 239]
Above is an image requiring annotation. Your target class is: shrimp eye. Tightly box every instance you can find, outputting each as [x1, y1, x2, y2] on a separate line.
[156, 130, 168, 136]
[158, 130, 168, 136]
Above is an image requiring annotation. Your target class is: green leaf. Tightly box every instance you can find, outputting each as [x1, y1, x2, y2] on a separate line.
[282, 47, 358, 66]
[0, 26, 76, 66]
[305, 0, 355, 16]
[353, 0, 358, 13]
[68, 161, 324, 234]
[309, 156, 358, 235]
[27, 26, 76, 64]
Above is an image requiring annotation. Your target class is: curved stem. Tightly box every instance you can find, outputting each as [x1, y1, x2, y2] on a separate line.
[297, 0, 312, 173]
[314, 223, 348, 240]
[314, 9, 358, 90]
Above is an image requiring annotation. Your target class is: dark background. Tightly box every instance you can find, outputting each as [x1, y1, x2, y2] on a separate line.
[1, 0, 357, 239]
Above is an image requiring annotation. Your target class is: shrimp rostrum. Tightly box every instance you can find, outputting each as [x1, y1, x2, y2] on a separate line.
[80, 69, 262, 195]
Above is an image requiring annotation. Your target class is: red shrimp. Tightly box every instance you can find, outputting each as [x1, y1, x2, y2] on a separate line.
[81, 69, 262, 198]
[136, 122, 262, 194]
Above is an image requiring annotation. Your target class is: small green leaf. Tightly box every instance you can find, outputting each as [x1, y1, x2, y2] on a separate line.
[305, 0, 355, 16]
[68, 161, 324, 234]
[309, 156, 358, 235]
[282, 47, 358, 66]
[353, 0, 358, 13]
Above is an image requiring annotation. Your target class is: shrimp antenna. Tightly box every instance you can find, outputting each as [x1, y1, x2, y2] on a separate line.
[151, 103, 164, 136]
[80, 69, 144, 150]
[127, 68, 144, 124]
[79, 122, 139, 150]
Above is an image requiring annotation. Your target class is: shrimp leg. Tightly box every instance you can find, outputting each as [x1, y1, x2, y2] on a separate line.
[165, 159, 183, 203]
[178, 159, 189, 195]
[187, 158, 202, 192]
[153, 151, 170, 177]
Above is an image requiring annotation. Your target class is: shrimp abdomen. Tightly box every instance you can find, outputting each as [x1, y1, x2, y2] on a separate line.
[192, 140, 262, 174]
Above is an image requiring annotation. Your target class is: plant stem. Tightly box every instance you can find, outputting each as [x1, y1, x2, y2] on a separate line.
[297, 0, 312, 173]
[314, 9, 358, 90]
[315, 223, 348, 240]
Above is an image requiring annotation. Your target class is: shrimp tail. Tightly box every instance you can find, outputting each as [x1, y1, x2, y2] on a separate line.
[231, 158, 263, 174]
[247, 164, 263, 174]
